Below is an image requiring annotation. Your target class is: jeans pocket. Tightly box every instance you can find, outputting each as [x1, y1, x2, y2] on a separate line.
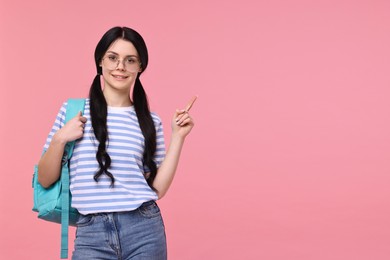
[138, 201, 161, 218]
[76, 214, 95, 227]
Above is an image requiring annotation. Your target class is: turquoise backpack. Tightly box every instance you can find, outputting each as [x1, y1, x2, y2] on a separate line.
[32, 98, 85, 259]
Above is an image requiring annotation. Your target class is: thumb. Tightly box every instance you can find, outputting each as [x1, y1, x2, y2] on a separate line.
[78, 111, 88, 123]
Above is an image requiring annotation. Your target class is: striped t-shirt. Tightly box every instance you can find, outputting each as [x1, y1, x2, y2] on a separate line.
[44, 99, 166, 215]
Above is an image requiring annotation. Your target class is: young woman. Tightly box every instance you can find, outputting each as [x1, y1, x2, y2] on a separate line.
[38, 26, 194, 260]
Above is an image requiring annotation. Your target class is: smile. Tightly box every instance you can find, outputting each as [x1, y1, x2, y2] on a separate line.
[112, 74, 129, 80]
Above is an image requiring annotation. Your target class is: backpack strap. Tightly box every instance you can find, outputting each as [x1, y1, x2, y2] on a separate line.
[61, 98, 85, 259]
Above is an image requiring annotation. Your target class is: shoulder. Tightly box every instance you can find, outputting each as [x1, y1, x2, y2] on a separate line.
[57, 98, 88, 117]
[150, 111, 163, 125]
[57, 100, 68, 115]
[64, 98, 89, 110]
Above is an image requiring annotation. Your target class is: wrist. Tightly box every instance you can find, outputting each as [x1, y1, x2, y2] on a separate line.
[52, 131, 67, 146]
[171, 133, 186, 143]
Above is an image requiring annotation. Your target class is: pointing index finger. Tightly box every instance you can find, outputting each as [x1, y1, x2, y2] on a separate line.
[185, 95, 198, 112]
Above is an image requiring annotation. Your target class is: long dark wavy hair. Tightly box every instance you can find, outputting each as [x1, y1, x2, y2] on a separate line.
[89, 26, 157, 190]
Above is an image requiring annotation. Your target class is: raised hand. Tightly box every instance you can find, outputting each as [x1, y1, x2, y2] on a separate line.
[172, 96, 197, 138]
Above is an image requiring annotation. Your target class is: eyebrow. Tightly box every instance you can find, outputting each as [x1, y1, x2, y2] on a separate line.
[106, 51, 138, 58]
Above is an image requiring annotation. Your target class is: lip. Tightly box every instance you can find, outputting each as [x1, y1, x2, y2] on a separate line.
[111, 74, 129, 81]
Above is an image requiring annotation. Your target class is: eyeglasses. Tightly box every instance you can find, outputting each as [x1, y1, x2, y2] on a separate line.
[102, 54, 141, 72]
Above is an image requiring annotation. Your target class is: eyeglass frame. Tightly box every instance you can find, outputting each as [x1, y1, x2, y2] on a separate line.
[101, 53, 142, 72]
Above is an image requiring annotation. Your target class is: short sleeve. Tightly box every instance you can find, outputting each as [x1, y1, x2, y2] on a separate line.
[43, 101, 67, 152]
[143, 113, 166, 172]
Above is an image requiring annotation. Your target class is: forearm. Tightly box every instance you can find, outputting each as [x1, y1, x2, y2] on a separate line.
[37, 134, 66, 188]
[153, 135, 185, 199]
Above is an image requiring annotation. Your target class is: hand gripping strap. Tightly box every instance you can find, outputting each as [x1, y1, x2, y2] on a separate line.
[61, 98, 85, 259]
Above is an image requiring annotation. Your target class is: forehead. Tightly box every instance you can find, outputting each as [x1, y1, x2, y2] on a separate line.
[106, 39, 138, 56]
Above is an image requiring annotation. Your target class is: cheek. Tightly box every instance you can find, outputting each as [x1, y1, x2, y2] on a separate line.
[101, 71, 110, 83]
[102, 67, 110, 76]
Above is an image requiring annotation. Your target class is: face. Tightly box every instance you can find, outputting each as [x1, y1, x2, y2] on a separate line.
[100, 39, 141, 94]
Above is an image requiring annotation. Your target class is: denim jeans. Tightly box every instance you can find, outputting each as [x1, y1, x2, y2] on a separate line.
[72, 201, 167, 260]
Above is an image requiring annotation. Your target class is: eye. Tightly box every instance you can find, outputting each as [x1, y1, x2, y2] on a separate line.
[107, 55, 118, 61]
[126, 57, 137, 64]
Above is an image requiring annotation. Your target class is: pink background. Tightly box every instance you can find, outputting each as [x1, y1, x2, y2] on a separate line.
[1, 0, 389, 259]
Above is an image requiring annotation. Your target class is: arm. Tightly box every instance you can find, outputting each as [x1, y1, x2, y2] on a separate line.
[37, 135, 66, 188]
[38, 111, 87, 188]
[153, 109, 194, 199]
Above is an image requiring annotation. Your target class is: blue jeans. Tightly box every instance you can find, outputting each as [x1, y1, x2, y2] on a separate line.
[72, 201, 167, 260]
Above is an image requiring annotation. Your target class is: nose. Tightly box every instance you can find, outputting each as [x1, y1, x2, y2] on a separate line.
[116, 59, 126, 71]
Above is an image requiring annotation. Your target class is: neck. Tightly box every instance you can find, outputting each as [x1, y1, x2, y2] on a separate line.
[103, 87, 133, 107]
